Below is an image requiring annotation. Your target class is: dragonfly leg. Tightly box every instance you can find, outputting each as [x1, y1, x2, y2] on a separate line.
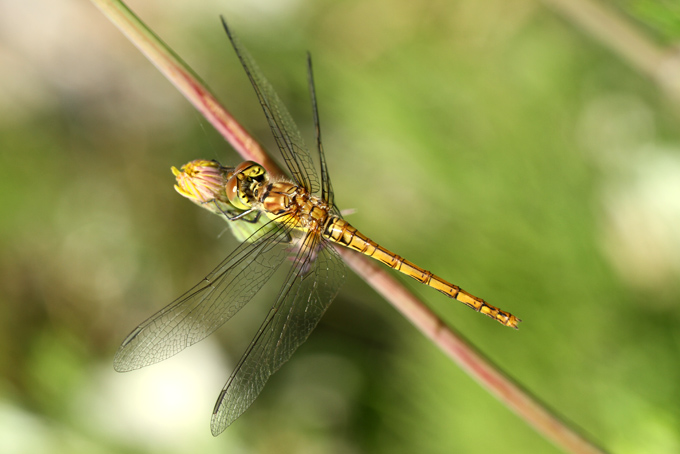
[226, 208, 257, 221]
[239, 210, 262, 224]
[211, 200, 259, 222]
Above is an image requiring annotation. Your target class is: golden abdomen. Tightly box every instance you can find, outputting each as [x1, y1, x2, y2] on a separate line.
[322, 217, 520, 328]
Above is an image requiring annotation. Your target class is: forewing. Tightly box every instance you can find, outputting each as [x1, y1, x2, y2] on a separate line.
[221, 18, 320, 194]
[306, 54, 335, 207]
[113, 219, 295, 372]
[210, 235, 345, 435]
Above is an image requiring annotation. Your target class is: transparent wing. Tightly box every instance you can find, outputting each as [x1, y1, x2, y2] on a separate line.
[221, 18, 320, 194]
[210, 234, 345, 435]
[306, 53, 335, 207]
[113, 218, 296, 372]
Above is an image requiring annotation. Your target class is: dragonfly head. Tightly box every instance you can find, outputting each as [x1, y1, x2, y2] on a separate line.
[226, 161, 269, 210]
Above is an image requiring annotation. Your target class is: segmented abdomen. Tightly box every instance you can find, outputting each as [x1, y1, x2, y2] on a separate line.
[323, 217, 520, 328]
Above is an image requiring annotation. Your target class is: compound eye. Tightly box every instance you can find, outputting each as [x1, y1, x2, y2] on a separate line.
[225, 174, 248, 209]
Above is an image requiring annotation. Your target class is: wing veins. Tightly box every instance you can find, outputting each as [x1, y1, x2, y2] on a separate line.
[210, 232, 345, 435]
[113, 217, 298, 372]
[221, 18, 319, 194]
[306, 53, 335, 206]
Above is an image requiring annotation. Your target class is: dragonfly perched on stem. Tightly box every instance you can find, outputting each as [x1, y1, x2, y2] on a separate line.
[114, 18, 521, 436]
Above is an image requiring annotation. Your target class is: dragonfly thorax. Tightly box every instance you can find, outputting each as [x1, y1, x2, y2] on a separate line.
[259, 181, 331, 232]
[225, 161, 269, 210]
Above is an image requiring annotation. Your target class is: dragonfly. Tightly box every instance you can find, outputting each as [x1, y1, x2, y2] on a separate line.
[114, 18, 521, 437]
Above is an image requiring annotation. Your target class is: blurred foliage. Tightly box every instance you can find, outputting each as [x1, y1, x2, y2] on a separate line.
[615, 0, 680, 43]
[2, 0, 680, 453]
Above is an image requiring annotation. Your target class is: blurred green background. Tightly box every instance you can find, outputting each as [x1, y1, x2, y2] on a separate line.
[2, 0, 680, 452]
